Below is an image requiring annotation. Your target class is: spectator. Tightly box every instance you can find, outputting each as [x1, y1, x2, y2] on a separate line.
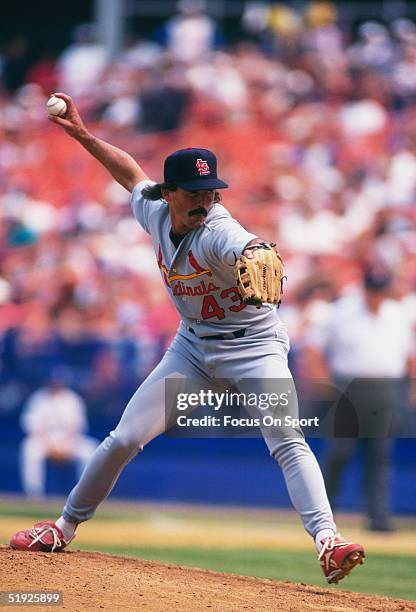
[57, 24, 109, 97]
[162, 0, 218, 63]
[138, 66, 191, 133]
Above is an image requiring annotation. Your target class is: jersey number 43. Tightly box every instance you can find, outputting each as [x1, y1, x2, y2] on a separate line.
[201, 287, 246, 320]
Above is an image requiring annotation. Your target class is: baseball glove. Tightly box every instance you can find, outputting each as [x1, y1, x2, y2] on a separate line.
[235, 243, 285, 309]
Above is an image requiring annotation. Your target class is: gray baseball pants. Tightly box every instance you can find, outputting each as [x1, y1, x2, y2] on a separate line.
[63, 323, 336, 538]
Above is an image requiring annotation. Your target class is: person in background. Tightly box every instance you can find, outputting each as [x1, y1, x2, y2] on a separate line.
[163, 0, 218, 63]
[306, 265, 416, 531]
[57, 24, 108, 97]
[19, 367, 98, 498]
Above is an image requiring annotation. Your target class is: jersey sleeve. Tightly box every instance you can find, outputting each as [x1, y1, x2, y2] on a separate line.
[130, 179, 157, 234]
[207, 218, 257, 266]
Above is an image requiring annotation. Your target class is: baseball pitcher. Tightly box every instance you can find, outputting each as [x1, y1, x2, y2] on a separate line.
[11, 94, 365, 585]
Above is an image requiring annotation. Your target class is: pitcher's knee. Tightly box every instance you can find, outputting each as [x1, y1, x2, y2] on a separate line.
[271, 437, 310, 464]
[103, 431, 143, 459]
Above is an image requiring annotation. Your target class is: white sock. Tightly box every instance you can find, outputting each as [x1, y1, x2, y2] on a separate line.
[315, 529, 335, 553]
[55, 516, 77, 542]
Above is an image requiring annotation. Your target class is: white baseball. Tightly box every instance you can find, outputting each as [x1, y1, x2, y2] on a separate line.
[46, 95, 67, 117]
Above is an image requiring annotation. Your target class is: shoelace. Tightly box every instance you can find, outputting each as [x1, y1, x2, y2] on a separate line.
[318, 533, 349, 560]
[28, 525, 63, 552]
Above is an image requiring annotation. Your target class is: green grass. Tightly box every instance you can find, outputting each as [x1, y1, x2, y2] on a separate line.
[0, 504, 145, 522]
[74, 544, 416, 602]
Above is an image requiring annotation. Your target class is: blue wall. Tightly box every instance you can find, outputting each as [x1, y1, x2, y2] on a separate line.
[1, 410, 415, 514]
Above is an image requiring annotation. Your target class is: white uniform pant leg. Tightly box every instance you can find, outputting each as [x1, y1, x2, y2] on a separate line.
[63, 342, 207, 523]
[20, 436, 48, 497]
[20, 435, 99, 497]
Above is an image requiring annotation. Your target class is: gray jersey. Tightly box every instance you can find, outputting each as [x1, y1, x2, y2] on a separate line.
[131, 180, 281, 336]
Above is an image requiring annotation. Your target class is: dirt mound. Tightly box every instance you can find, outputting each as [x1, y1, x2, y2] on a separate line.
[0, 545, 414, 612]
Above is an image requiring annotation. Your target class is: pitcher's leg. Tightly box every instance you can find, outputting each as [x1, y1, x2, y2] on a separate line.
[270, 438, 336, 537]
[220, 344, 336, 539]
[63, 347, 207, 524]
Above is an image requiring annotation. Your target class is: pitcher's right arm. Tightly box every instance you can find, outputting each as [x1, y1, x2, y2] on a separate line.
[49, 93, 148, 193]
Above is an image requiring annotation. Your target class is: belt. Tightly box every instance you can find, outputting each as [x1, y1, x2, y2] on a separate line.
[189, 327, 246, 340]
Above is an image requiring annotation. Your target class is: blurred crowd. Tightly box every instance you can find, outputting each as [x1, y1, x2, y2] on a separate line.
[1, 0, 416, 413]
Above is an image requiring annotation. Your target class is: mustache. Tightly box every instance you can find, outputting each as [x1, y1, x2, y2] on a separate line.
[188, 207, 208, 218]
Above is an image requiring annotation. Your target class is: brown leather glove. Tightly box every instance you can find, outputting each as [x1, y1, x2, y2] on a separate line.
[235, 243, 285, 309]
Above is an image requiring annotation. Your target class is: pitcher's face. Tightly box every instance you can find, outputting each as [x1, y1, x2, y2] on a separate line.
[163, 187, 216, 234]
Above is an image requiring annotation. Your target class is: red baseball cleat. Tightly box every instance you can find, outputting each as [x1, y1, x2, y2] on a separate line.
[318, 533, 365, 584]
[10, 520, 74, 552]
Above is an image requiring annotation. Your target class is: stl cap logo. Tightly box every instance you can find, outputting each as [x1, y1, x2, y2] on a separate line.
[195, 158, 210, 176]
